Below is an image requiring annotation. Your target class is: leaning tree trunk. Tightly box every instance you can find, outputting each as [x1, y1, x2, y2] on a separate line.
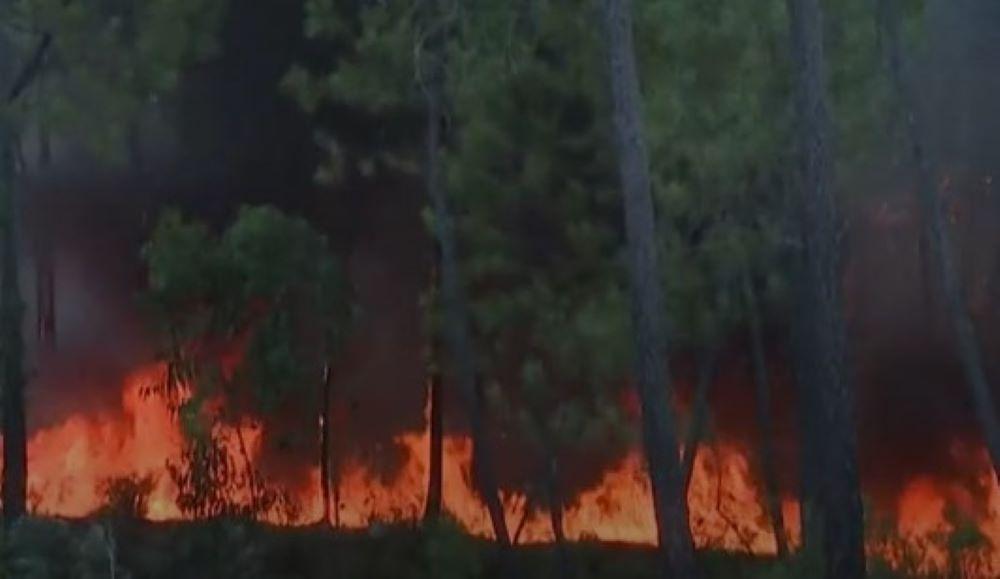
[875, 0, 1000, 483]
[420, 0, 511, 552]
[1, 121, 27, 527]
[599, 1, 697, 577]
[742, 275, 789, 558]
[786, 0, 866, 577]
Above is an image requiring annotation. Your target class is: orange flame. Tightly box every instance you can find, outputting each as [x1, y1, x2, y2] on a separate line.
[9, 363, 1000, 576]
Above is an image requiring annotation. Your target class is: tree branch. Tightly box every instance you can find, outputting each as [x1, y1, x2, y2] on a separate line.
[7, 32, 53, 104]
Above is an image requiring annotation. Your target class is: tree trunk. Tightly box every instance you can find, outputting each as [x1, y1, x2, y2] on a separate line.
[875, 0, 1000, 484]
[742, 275, 789, 559]
[543, 453, 573, 579]
[420, 0, 511, 552]
[423, 240, 444, 523]
[538, 433, 572, 578]
[682, 349, 717, 496]
[34, 231, 55, 351]
[320, 364, 333, 526]
[1, 120, 27, 527]
[599, 1, 697, 577]
[789, 255, 824, 555]
[424, 342, 444, 522]
[785, 0, 866, 576]
[34, 71, 55, 352]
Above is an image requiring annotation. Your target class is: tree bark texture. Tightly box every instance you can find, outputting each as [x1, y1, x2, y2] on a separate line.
[424, 318, 444, 521]
[682, 349, 717, 496]
[743, 276, 789, 558]
[599, 1, 697, 577]
[420, 0, 511, 550]
[320, 364, 333, 526]
[1, 118, 27, 526]
[785, 0, 866, 576]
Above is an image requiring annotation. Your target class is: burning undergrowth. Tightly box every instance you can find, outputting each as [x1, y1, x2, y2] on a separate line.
[2, 188, 996, 578]
[4, 178, 997, 579]
[4, 357, 998, 577]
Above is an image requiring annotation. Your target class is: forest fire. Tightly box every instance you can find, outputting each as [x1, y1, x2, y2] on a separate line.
[9, 362, 999, 576]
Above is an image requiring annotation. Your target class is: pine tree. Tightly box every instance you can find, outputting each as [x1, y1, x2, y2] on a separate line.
[447, 5, 630, 574]
[599, 0, 696, 576]
[785, 0, 866, 575]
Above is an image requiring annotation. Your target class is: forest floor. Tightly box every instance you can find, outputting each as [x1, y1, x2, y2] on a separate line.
[0, 517, 930, 579]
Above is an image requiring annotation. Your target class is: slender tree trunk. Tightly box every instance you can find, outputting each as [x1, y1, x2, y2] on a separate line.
[742, 275, 789, 559]
[545, 460, 573, 579]
[332, 436, 341, 529]
[423, 241, 444, 522]
[549, 502, 570, 577]
[34, 228, 54, 351]
[34, 70, 55, 352]
[320, 364, 333, 526]
[875, 0, 1000, 484]
[789, 255, 824, 555]
[786, 0, 866, 576]
[599, 1, 697, 577]
[424, 343, 444, 521]
[1, 120, 27, 527]
[33, 177, 54, 354]
[682, 349, 717, 495]
[420, 0, 511, 552]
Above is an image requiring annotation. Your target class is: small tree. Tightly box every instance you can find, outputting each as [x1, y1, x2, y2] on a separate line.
[444, 4, 631, 574]
[142, 205, 352, 521]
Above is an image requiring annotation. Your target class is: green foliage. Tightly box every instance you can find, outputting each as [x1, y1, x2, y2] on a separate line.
[142, 206, 353, 519]
[634, 0, 792, 348]
[143, 205, 353, 414]
[1, 0, 225, 159]
[283, 0, 427, 184]
[447, 1, 638, 504]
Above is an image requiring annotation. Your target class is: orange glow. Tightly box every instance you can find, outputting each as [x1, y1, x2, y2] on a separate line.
[6, 363, 999, 576]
